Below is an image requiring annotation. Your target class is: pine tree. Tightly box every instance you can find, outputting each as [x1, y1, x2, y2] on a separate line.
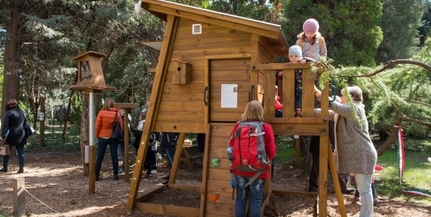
[283, 0, 383, 67]
[376, 0, 424, 64]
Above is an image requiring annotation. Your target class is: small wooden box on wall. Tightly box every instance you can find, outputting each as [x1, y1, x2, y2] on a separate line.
[172, 60, 190, 84]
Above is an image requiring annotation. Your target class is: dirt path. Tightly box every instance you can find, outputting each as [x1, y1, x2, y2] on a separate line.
[0, 151, 430, 217]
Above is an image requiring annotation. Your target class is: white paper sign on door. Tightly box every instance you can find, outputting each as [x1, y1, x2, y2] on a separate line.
[221, 84, 238, 108]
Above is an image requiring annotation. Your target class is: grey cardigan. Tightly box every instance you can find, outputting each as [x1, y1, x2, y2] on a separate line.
[328, 101, 377, 174]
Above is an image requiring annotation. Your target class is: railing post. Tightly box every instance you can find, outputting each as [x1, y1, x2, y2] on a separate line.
[13, 178, 25, 217]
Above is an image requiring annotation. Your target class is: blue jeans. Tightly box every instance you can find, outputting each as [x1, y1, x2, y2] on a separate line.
[164, 146, 176, 168]
[2, 145, 25, 170]
[355, 173, 374, 217]
[234, 175, 265, 217]
[117, 143, 125, 171]
[95, 138, 119, 177]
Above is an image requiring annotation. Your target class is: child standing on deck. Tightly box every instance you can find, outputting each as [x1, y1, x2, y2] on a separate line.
[296, 18, 327, 62]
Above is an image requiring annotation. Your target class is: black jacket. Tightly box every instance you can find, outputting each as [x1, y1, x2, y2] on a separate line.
[160, 133, 179, 147]
[2, 106, 26, 146]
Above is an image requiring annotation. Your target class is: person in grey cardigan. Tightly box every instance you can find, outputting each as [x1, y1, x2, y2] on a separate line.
[314, 85, 377, 217]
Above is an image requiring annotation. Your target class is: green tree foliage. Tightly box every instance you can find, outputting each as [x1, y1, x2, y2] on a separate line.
[0, 0, 165, 123]
[419, 2, 431, 46]
[283, 0, 383, 67]
[318, 39, 431, 137]
[207, 0, 280, 22]
[375, 0, 424, 64]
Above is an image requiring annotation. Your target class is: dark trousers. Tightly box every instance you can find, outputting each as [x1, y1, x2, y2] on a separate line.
[144, 147, 157, 174]
[164, 146, 176, 168]
[309, 152, 348, 191]
[95, 138, 119, 178]
[2, 145, 25, 170]
[197, 133, 205, 152]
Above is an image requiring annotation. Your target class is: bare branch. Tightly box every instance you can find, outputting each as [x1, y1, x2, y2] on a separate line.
[410, 100, 431, 108]
[341, 59, 431, 78]
[399, 116, 431, 128]
[377, 115, 431, 156]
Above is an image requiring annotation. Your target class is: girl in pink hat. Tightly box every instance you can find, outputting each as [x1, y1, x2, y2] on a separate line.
[296, 18, 327, 62]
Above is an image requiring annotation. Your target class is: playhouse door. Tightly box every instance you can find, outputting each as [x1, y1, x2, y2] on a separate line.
[209, 58, 251, 122]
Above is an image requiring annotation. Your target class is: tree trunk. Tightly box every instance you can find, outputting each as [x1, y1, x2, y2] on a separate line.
[38, 95, 45, 147]
[2, 0, 24, 118]
[62, 90, 75, 138]
[376, 125, 399, 156]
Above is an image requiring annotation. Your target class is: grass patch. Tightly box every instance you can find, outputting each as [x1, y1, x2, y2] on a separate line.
[275, 135, 297, 164]
[376, 148, 431, 205]
[275, 136, 431, 206]
[26, 125, 81, 151]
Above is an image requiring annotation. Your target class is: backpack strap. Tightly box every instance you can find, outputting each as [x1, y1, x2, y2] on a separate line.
[229, 172, 236, 200]
[239, 169, 266, 199]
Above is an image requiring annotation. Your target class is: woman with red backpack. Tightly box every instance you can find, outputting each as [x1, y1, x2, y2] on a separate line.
[228, 100, 276, 217]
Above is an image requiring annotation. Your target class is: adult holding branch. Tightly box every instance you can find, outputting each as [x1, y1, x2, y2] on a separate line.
[314, 85, 377, 217]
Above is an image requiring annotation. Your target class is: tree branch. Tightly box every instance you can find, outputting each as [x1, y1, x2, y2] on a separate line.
[377, 115, 431, 156]
[341, 59, 431, 78]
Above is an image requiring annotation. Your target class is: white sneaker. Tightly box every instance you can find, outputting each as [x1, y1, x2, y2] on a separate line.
[118, 169, 125, 175]
[151, 169, 157, 174]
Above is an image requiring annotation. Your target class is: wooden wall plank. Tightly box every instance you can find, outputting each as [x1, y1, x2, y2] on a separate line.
[158, 101, 203, 112]
[135, 202, 199, 217]
[205, 192, 235, 204]
[205, 203, 235, 216]
[207, 179, 234, 193]
[208, 168, 231, 181]
[171, 47, 253, 60]
[271, 123, 328, 136]
[153, 122, 206, 133]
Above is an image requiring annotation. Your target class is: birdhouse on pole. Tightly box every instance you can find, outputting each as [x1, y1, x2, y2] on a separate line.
[69, 51, 115, 91]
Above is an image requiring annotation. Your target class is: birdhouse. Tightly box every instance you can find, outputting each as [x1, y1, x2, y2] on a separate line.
[172, 60, 190, 84]
[69, 51, 115, 91]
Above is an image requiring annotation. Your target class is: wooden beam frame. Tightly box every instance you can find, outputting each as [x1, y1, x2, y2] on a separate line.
[127, 14, 180, 210]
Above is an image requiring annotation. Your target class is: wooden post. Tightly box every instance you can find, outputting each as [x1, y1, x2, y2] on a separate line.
[123, 109, 130, 181]
[89, 145, 96, 193]
[88, 91, 96, 193]
[169, 133, 186, 185]
[294, 135, 300, 168]
[328, 144, 347, 217]
[13, 178, 25, 217]
[113, 103, 139, 182]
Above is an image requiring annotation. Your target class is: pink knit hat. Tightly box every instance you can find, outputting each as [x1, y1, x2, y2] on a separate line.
[303, 18, 319, 33]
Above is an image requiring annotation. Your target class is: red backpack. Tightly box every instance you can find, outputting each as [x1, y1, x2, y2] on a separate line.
[228, 121, 269, 199]
[229, 121, 269, 172]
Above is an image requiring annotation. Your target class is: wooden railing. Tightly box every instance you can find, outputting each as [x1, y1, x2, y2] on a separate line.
[251, 62, 330, 136]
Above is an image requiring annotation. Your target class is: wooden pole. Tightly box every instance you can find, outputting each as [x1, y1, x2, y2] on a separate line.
[13, 178, 25, 217]
[328, 144, 347, 217]
[123, 109, 130, 182]
[89, 91, 96, 193]
[113, 103, 139, 182]
[294, 135, 300, 168]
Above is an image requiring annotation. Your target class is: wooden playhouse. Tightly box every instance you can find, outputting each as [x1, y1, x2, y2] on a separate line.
[127, 0, 346, 216]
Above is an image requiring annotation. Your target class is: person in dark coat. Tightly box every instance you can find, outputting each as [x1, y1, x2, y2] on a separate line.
[308, 121, 354, 194]
[160, 132, 179, 184]
[1, 98, 27, 173]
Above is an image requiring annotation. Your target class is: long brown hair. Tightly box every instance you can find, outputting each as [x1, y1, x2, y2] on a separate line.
[241, 100, 264, 122]
[301, 32, 322, 45]
[5, 98, 18, 111]
[102, 98, 115, 110]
